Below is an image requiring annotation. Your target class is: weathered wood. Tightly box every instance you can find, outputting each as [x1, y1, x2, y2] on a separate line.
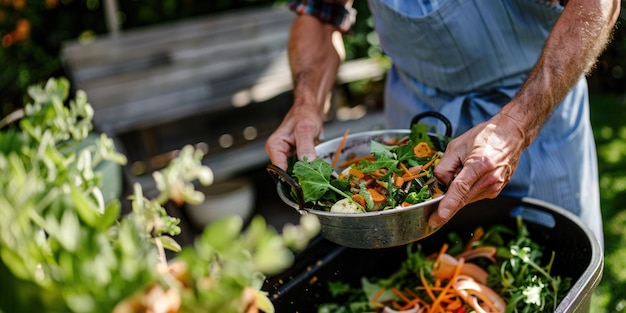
[61, 5, 387, 192]
[61, 6, 295, 135]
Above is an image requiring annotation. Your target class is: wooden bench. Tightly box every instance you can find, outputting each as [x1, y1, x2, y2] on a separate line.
[61, 5, 386, 195]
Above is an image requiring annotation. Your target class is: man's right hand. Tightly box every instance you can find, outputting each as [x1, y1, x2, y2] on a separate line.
[265, 99, 325, 170]
[266, 5, 348, 170]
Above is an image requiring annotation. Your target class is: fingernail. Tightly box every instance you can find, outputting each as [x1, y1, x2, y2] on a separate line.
[439, 207, 451, 219]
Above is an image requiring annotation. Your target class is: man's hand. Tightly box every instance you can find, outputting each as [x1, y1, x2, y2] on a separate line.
[266, 13, 345, 170]
[265, 98, 324, 170]
[430, 114, 526, 228]
[429, 0, 620, 228]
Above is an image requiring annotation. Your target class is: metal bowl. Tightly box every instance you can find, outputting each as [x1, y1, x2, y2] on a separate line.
[268, 113, 451, 249]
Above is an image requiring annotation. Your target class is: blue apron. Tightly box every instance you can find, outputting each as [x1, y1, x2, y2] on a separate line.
[368, 0, 603, 245]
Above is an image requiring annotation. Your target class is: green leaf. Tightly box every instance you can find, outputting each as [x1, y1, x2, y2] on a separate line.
[156, 236, 182, 253]
[409, 123, 434, 148]
[404, 186, 431, 204]
[254, 290, 275, 313]
[360, 157, 397, 174]
[292, 158, 334, 203]
[201, 215, 244, 250]
[252, 235, 293, 275]
[57, 209, 81, 252]
[69, 184, 100, 227]
[369, 140, 394, 158]
[0, 248, 30, 280]
[97, 201, 121, 232]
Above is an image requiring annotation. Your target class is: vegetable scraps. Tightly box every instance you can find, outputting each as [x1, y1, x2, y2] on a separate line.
[318, 218, 571, 313]
[290, 124, 448, 213]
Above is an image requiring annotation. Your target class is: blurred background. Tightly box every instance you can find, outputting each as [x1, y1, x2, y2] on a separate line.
[1, 0, 625, 311]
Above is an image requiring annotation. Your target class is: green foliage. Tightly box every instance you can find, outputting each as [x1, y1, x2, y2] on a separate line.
[0, 1, 107, 117]
[176, 213, 320, 313]
[0, 77, 151, 313]
[318, 220, 570, 312]
[0, 77, 320, 312]
[589, 93, 626, 312]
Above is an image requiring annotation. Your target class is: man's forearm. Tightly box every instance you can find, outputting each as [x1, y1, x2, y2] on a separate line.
[500, 0, 620, 145]
[288, 14, 345, 115]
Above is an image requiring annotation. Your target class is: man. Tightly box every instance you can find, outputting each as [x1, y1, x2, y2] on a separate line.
[265, 0, 620, 245]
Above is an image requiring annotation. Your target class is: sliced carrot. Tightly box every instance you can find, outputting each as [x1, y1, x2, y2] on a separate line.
[402, 170, 430, 181]
[432, 185, 444, 198]
[403, 287, 420, 299]
[390, 301, 403, 310]
[367, 188, 386, 203]
[399, 162, 412, 176]
[348, 167, 365, 179]
[391, 287, 412, 304]
[393, 175, 404, 188]
[439, 243, 449, 256]
[420, 153, 441, 172]
[430, 257, 465, 312]
[400, 297, 431, 311]
[370, 169, 387, 178]
[352, 194, 366, 208]
[445, 298, 463, 310]
[338, 154, 374, 169]
[370, 288, 386, 308]
[399, 299, 419, 311]
[419, 269, 437, 302]
[401, 154, 441, 180]
[456, 246, 497, 263]
[414, 142, 434, 158]
[332, 129, 350, 169]
[463, 227, 485, 252]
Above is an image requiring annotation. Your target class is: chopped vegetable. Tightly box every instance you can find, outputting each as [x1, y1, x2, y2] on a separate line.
[288, 124, 449, 213]
[319, 218, 572, 312]
[332, 129, 351, 168]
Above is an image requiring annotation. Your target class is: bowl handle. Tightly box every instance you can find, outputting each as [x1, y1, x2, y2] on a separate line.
[410, 111, 453, 138]
[266, 164, 306, 210]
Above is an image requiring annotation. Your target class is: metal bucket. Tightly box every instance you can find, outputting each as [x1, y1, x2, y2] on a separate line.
[267, 113, 452, 249]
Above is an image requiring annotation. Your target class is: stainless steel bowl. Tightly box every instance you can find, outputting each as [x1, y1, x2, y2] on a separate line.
[268, 114, 451, 249]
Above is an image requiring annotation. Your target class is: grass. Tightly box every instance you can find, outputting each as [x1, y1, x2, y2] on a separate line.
[590, 92, 626, 312]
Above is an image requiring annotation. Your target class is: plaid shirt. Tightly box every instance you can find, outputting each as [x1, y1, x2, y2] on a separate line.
[287, 0, 356, 32]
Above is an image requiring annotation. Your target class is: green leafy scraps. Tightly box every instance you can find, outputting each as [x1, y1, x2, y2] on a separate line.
[293, 157, 361, 210]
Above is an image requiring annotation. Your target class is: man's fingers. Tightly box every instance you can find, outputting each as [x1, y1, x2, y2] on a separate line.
[428, 167, 474, 228]
[429, 163, 512, 228]
[265, 135, 292, 170]
[293, 117, 322, 162]
[295, 136, 317, 162]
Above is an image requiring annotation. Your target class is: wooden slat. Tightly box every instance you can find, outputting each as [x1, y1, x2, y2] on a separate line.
[61, 6, 293, 69]
[61, 7, 295, 135]
[61, 5, 390, 197]
[76, 33, 290, 103]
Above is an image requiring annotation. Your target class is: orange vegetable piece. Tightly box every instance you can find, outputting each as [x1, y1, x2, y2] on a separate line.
[349, 167, 365, 179]
[432, 185, 444, 198]
[338, 154, 375, 168]
[367, 188, 386, 203]
[414, 142, 434, 158]
[393, 175, 404, 188]
[332, 129, 350, 168]
[352, 194, 366, 207]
